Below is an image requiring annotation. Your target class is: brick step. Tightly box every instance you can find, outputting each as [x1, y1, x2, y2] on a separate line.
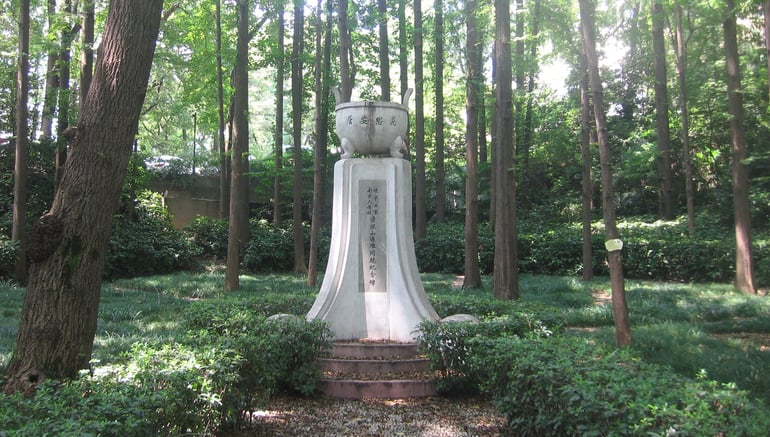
[317, 342, 436, 399]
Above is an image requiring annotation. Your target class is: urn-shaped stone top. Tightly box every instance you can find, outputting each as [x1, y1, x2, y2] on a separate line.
[332, 87, 413, 159]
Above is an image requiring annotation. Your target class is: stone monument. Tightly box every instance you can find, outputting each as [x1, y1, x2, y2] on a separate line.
[306, 88, 439, 342]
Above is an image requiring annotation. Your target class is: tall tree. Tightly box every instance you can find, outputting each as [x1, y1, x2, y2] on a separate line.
[291, 0, 307, 274]
[493, 0, 518, 300]
[765, 0, 770, 99]
[378, 0, 390, 100]
[338, 0, 352, 102]
[4, 0, 163, 394]
[12, 0, 30, 283]
[274, 2, 285, 224]
[397, 0, 408, 98]
[53, 0, 80, 190]
[580, 50, 594, 282]
[308, 0, 331, 287]
[414, 0, 427, 239]
[580, 0, 631, 347]
[463, 0, 481, 289]
[225, 0, 251, 291]
[79, 0, 95, 109]
[434, 0, 446, 222]
[652, 0, 673, 220]
[674, 4, 695, 235]
[216, 0, 230, 219]
[723, 0, 756, 294]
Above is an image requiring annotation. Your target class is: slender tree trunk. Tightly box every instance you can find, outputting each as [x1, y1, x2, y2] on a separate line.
[398, 0, 408, 99]
[765, 0, 770, 99]
[291, 0, 307, 274]
[434, 0, 446, 222]
[580, 51, 594, 282]
[378, 0, 390, 101]
[308, 0, 331, 287]
[80, 0, 95, 110]
[216, 0, 230, 218]
[4, 0, 163, 394]
[414, 0, 427, 239]
[580, 0, 631, 347]
[493, 0, 518, 300]
[55, 10, 79, 191]
[225, 0, 251, 291]
[652, 1, 673, 220]
[463, 0, 481, 289]
[274, 3, 285, 224]
[723, 0, 756, 294]
[520, 0, 541, 211]
[40, 0, 58, 141]
[513, 0, 526, 209]
[338, 0, 352, 102]
[674, 5, 695, 236]
[12, 0, 31, 283]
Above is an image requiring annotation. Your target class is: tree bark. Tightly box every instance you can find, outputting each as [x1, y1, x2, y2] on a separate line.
[493, 0, 518, 300]
[674, 5, 695, 236]
[5, 0, 163, 394]
[291, 0, 308, 274]
[216, 0, 230, 219]
[378, 0, 390, 101]
[12, 0, 31, 283]
[765, 0, 770, 99]
[79, 0, 95, 110]
[397, 0, 408, 99]
[580, 50, 594, 282]
[463, 0, 481, 289]
[723, 0, 756, 294]
[338, 0, 352, 102]
[414, 0, 427, 240]
[273, 3, 285, 224]
[580, 0, 631, 347]
[225, 0, 251, 291]
[434, 0, 446, 223]
[652, 1, 673, 220]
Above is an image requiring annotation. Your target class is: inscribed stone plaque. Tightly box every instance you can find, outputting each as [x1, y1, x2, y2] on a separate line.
[360, 179, 387, 293]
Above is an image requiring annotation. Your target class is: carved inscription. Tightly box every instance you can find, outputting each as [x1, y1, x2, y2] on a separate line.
[360, 179, 387, 293]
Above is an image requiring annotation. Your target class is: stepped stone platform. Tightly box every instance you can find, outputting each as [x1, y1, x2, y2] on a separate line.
[317, 342, 437, 399]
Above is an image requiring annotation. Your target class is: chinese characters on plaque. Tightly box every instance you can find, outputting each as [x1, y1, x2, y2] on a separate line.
[360, 180, 387, 293]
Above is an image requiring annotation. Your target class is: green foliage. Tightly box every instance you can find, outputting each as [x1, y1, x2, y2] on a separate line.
[186, 215, 229, 259]
[242, 220, 330, 273]
[470, 335, 770, 436]
[105, 191, 202, 278]
[415, 222, 494, 274]
[0, 233, 18, 279]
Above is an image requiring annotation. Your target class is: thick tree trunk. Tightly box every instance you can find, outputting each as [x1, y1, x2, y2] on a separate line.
[79, 0, 95, 109]
[338, 0, 352, 102]
[493, 0, 518, 300]
[723, 0, 756, 294]
[4, 0, 163, 394]
[652, 1, 673, 220]
[580, 0, 631, 347]
[291, 0, 308, 274]
[225, 0, 251, 291]
[463, 0, 481, 289]
[414, 0, 427, 240]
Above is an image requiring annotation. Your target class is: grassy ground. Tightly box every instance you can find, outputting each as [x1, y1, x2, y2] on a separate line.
[2, 271, 769, 405]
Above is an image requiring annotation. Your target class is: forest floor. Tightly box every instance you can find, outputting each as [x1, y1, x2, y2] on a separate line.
[236, 394, 507, 436]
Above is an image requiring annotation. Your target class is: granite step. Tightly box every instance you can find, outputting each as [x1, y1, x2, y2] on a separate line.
[317, 341, 437, 399]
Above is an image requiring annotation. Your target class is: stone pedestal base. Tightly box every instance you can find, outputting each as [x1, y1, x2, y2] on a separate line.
[307, 158, 438, 341]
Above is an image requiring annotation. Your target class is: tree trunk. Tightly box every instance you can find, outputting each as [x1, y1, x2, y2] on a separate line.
[291, 0, 308, 274]
[12, 0, 31, 283]
[765, 0, 770, 99]
[40, 0, 58, 141]
[225, 0, 251, 291]
[273, 3, 285, 224]
[378, 0, 390, 101]
[216, 0, 230, 219]
[580, 0, 631, 347]
[434, 0, 446, 222]
[338, 0, 352, 102]
[674, 5, 695, 236]
[414, 0, 427, 240]
[493, 0, 518, 300]
[580, 50, 594, 282]
[79, 0, 95, 110]
[308, 0, 331, 287]
[54, 11, 79, 192]
[723, 0, 756, 295]
[4, 0, 163, 394]
[463, 0, 481, 289]
[398, 0, 408, 99]
[652, 1, 673, 220]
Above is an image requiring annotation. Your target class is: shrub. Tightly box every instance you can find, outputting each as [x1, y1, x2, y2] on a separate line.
[242, 220, 330, 273]
[471, 335, 770, 436]
[105, 191, 201, 278]
[186, 216, 229, 259]
[0, 234, 18, 279]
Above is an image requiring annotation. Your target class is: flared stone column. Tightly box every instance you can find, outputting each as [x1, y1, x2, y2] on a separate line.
[307, 158, 439, 341]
